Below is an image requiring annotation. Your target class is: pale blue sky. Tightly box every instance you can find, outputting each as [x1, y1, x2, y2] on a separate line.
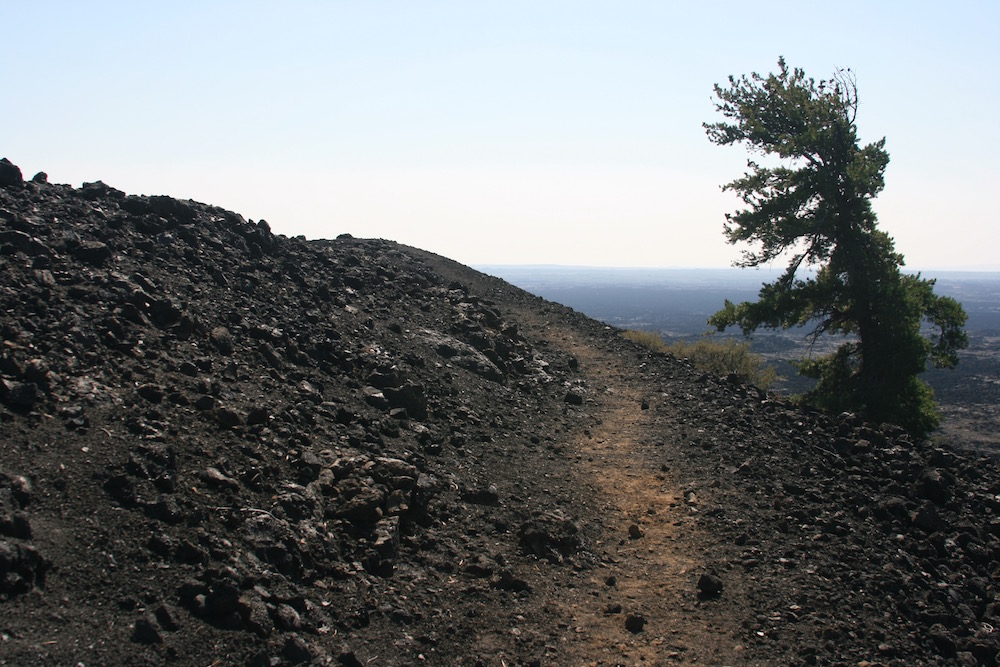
[3, 1, 998, 268]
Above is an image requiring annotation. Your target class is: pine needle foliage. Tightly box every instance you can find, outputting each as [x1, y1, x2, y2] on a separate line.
[704, 58, 968, 437]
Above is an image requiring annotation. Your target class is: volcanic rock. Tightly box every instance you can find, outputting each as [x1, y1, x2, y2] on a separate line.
[1, 158, 998, 666]
[0, 158, 22, 187]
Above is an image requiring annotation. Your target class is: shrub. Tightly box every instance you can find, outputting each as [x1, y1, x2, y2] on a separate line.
[623, 330, 778, 389]
[621, 329, 669, 354]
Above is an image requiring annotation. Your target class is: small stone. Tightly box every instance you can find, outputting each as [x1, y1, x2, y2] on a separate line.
[215, 406, 242, 428]
[625, 613, 646, 633]
[136, 384, 164, 404]
[463, 554, 495, 578]
[71, 240, 112, 267]
[210, 326, 235, 355]
[0, 540, 50, 596]
[0, 158, 23, 187]
[697, 572, 724, 597]
[206, 581, 241, 618]
[912, 503, 945, 532]
[194, 394, 216, 411]
[2, 381, 39, 409]
[338, 650, 365, 667]
[0, 230, 50, 257]
[628, 523, 644, 539]
[23, 359, 49, 384]
[5, 474, 32, 506]
[0, 511, 32, 539]
[282, 634, 314, 664]
[462, 485, 500, 506]
[492, 568, 532, 593]
[154, 604, 181, 631]
[956, 652, 979, 667]
[274, 603, 302, 630]
[246, 407, 270, 425]
[132, 616, 163, 644]
[201, 467, 240, 491]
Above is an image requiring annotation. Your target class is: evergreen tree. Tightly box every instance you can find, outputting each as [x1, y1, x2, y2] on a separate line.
[705, 58, 968, 437]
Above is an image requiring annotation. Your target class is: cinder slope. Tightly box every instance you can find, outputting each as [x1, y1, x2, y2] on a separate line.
[1, 161, 998, 666]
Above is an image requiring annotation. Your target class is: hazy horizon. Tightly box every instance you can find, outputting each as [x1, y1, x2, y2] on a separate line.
[475, 264, 1000, 277]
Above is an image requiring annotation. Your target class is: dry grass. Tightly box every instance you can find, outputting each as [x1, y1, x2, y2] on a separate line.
[622, 330, 779, 389]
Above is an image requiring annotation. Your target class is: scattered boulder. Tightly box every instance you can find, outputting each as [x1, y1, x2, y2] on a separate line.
[0, 158, 22, 187]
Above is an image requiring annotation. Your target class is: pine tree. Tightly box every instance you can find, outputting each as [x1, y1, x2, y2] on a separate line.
[705, 58, 968, 437]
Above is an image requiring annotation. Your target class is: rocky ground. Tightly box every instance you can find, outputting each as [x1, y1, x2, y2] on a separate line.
[2, 156, 1000, 666]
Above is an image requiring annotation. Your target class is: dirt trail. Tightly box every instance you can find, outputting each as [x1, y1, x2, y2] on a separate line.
[542, 325, 753, 666]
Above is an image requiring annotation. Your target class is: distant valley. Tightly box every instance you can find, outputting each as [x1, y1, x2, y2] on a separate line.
[479, 265, 1000, 452]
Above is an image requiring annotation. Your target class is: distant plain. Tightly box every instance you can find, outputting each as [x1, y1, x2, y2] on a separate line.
[480, 266, 1000, 452]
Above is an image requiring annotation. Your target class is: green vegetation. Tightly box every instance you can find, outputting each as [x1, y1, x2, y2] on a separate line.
[622, 330, 778, 389]
[621, 329, 670, 353]
[704, 58, 968, 438]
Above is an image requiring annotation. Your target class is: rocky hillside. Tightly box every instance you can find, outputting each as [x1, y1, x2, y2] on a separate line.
[2, 157, 999, 666]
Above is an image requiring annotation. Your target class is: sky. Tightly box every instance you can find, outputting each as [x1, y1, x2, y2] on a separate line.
[3, 1, 998, 270]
